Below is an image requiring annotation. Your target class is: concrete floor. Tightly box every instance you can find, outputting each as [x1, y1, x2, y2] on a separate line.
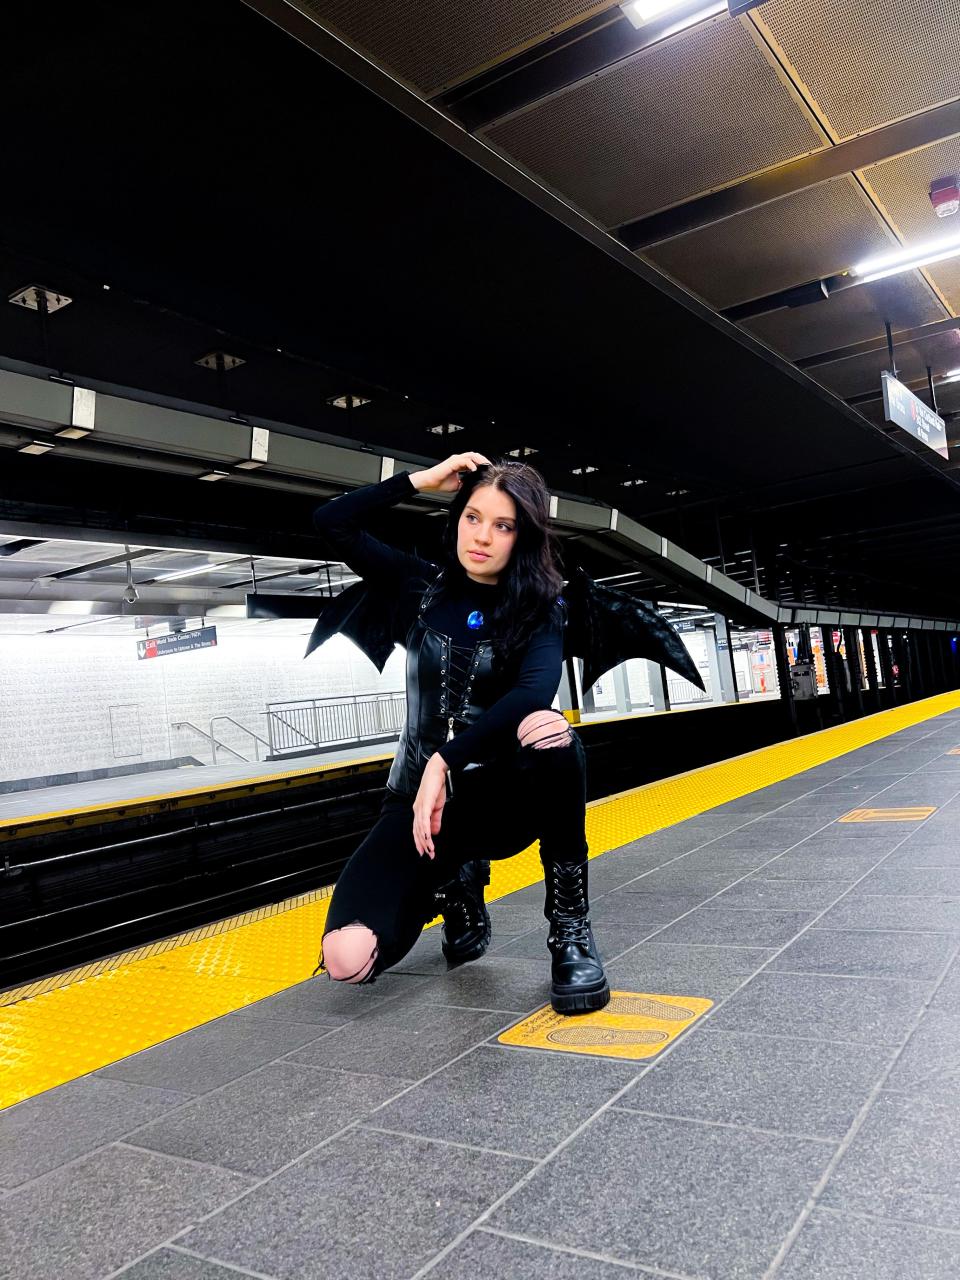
[3, 709, 960, 1278]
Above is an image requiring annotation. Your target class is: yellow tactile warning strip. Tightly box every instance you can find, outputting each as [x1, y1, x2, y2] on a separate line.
[2, 689, 960, 1110]
[839, 807, 937, 822]
[498, 992, 714, 1060]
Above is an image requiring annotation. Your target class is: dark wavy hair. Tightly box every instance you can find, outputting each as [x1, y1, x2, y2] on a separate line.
[441, 460, 564, 670]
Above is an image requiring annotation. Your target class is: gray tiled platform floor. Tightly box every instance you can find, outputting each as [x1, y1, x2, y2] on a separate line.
[5, 708, 960, 1278]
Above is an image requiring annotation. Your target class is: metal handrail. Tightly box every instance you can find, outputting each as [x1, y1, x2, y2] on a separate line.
[209, 716, 271, 765]
[170, 720, 247, 764]
[266, 691, 407, 757]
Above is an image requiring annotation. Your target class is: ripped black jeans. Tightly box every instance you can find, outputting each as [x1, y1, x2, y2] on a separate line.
[320, 729, 588, 981]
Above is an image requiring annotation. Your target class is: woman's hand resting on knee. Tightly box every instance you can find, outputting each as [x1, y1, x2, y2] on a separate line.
[412, 754, 449, 859]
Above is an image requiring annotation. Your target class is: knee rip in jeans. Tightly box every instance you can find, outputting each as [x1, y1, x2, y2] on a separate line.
[318, 922, 379, 984]
[517, 709, 574, 750]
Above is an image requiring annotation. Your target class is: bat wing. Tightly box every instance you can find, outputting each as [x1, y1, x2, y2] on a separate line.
[562, 565, 705, 692]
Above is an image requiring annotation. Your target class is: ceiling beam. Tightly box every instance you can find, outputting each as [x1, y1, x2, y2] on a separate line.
[619, 98, 960, 248]
[797, 317, 960, 370]
[434, 4, 716, 134]
[43, 547, 160, 580]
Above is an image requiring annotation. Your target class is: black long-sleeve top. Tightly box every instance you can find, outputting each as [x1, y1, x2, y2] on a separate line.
[312, 471, 564, 770]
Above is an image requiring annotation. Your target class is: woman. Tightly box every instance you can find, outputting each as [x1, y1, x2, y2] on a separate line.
[313, 451, 609, 1014]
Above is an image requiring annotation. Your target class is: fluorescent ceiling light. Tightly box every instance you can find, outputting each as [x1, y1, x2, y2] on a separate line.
[621, 0, 725, 31]
[155, 558, 247, 583]
[427, 423, 463, 434]
[55, 426, 92, 440]
[571, 465, 598, 474]
[198, 470, 230, 482]
[620, 477, 646, 486]
[18, 440, 54, 455]
[506, 446, 538, 457]
[852, 230, 960, 283]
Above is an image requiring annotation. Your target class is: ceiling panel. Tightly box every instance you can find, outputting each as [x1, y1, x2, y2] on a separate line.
[484, 15, 823, 227]
[644, 176, 896, 310]
[813, 328, 960, 399]
[863, 136, 960, 313]
[758, 0, 960, 140]
[744, 272, 946, 360]
[295, 0, 608, 95]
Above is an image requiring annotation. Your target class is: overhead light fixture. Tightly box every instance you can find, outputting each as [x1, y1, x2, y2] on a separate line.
[941, 367, 960, 383]
[327, 394, 371, 409]
[195, 351, 245, 371]
[666, 488, 690, 496]
[155, 558, 245, 583]
[198, 469, 230, 482]
[852, 230, 960, 284]
[621, 0, 726, 31]
[571, 465, 598, 475]
[18, 440, 54, 455]
[620, 477, 647, 486]
[56, 386, 97, 440]
[427, 423, 464, 434]
[8, 284, 72, 313]
[506, 446, 538, 457]
[235, 425, 270, 470]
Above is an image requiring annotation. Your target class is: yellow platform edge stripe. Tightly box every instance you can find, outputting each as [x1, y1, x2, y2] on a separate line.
[1, 690, 958, 1110]
[0, 699, 781, 838]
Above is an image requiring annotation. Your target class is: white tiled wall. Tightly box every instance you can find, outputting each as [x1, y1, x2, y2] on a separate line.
[0, 630, 405, 783]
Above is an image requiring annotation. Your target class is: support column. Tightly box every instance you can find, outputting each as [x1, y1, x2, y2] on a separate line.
[713, 614, 740, 704]
[862, 628, 882, 712]
[704, 626, 724, 705]
[876, 630, 896, 705]
[557, 657, 581, 725]
[773, 625, 797, 734]
[647, 661, 670, 712]
[820, 626, 845, 722]
[843, 627, 865, 716]
[611, 663, 632, 714]
[892, 631, 912, 701]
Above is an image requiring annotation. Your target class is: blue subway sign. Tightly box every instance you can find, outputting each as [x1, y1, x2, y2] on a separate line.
[137, 625, 218, 660]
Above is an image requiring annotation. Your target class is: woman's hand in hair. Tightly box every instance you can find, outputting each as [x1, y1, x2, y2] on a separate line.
[411, 754, 449, 858]
[409, 453, 491, 495]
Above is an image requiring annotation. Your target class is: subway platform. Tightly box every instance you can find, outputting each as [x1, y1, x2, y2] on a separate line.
[3, 698, 960, 1279]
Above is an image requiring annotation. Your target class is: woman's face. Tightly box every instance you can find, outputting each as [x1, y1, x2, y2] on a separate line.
[456, 483, 518, 584]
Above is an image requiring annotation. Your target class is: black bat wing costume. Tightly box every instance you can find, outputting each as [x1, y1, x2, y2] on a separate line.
[304, 562, 705, 692]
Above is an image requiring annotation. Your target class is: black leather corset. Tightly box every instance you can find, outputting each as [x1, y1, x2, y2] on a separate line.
[386, 573, 502, 796]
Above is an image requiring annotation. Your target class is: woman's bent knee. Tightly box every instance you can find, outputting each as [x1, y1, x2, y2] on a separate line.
[517, 709, 573, 749]
[321, 924, 379, 983]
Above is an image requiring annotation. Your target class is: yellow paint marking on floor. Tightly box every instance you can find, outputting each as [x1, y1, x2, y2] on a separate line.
[2, 690, 959, 1110]
[498, 992, 713, 1060]
[948, 748, 960, 755]
[0, 756, 393, 840]
[838, 807, 936, 823]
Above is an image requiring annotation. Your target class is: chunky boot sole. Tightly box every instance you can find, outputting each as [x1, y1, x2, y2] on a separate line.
[550, 974, 611, 1015]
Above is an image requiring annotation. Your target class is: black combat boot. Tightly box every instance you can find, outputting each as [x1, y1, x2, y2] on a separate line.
[543, 859, 610, 1014]
[436, 860, 491, 964]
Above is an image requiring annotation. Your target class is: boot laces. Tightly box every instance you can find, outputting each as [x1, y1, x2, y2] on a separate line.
[436, 875, 485, 935]
[551, 864, 591, 948]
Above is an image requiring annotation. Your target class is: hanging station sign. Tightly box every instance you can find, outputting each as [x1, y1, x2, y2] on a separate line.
[881, 372, 949, 459]
[137, 625, 218, 660]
